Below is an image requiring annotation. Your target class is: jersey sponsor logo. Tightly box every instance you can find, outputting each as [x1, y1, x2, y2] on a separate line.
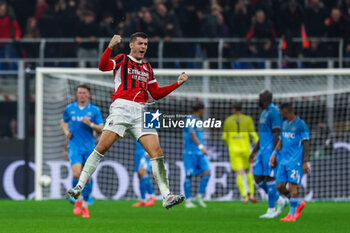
[127, 68, 149, 83]
[283, 132, 295, 139]
[71, 116, 86, 122]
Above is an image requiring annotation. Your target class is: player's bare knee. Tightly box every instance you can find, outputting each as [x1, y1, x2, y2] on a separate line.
[138, 168, 147, 177]
[95, 143, 109, 155]
[277, 183, 285, 193]
[72, 170, 80, 179]
[149, 146, 163, 158]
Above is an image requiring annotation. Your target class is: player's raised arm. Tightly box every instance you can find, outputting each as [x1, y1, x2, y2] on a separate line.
[148, 72, 188, 100]
[99, 35, 122, 71]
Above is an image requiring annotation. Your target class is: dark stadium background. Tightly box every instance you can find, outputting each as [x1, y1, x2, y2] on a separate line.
[1, 0, 350, 201]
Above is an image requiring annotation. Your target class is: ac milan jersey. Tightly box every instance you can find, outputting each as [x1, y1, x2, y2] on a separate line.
[111, 54, 157, 103]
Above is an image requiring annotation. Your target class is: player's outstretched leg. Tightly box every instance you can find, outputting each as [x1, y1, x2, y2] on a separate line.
[67, 150, 104, 199]
[151, 156, 185, 209]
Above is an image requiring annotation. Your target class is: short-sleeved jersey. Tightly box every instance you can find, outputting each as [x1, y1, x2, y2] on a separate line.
[62, 102, 104, 152]
[222, 114, 258, 154]
[111, 54, 157, 103]
[280, 116, 310, 165]
[259, 103, 282, 153]
[183, 115, 204, 154]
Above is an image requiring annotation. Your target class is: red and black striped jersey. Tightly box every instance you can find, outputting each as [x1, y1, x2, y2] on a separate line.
[99, 47, 180, 103]
[110, 54, 156, 103]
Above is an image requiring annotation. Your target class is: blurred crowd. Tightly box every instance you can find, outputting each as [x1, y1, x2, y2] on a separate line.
[1, 0, 350, 68]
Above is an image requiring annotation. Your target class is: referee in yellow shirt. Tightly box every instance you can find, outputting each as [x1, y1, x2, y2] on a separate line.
[222, 103, 259, 203]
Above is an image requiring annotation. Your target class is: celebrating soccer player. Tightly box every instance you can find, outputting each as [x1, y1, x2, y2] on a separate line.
[67, 33, 188, 209]
[249, 90, 287, 218]
[222, 102, 258, 203]
[61, 84, 104, 218]
[183, 102, 211, 208]
[132, 139, 157, 207]
[269, 102, 309, 222]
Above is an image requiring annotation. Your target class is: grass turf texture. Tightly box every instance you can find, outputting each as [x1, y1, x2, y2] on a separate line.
[0, 200, 348, 233]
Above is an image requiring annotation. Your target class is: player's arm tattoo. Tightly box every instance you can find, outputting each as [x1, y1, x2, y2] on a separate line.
[302, 140, 310, 163]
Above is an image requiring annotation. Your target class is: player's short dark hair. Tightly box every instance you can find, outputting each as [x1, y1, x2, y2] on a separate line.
[130, 32, 148, 42]
[280, 102, 293, 112]
[76, 84, 90, 93]
[232, 102, 242, 111]
[259, 90, 273, 102]
[192, 102, 204, 112]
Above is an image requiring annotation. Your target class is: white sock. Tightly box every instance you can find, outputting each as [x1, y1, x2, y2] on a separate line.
[267, 208, 275, 213]
[77, 150, 104, 189]
[151, 156, 170, 199]
[77, 194, 82, 201]
[82, 201, 88, 208]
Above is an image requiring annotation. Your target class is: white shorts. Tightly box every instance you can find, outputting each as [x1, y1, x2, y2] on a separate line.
[103, 98, 158, 140]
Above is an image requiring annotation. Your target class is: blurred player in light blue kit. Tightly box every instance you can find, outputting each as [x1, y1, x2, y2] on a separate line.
[249, 90, 286, 218]
[183, 102, 211, 208]
[61, 84, 104, 218]
[270, 102, 310, 222]
[132, 139, 157, 207]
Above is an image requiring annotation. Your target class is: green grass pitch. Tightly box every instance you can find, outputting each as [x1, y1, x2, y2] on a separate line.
[0, 200, 349, 233]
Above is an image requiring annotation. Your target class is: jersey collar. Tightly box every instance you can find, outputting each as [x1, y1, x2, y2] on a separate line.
[127, 55, 142, 63]
[75, 101, 90, 110]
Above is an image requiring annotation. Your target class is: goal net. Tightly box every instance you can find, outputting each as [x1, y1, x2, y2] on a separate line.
[35, 68, 350, 201]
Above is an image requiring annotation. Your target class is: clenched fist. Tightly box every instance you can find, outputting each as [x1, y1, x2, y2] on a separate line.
[177, 72, 188, 86]
[108, 35, 122, 49]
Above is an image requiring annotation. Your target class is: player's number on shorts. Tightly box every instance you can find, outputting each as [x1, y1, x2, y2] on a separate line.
[291, 169, 300, 183]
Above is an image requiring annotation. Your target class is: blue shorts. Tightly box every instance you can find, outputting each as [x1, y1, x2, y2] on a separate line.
[276, 162, 303, 184]
[68, 148, 92, 166]
[183, 151, 211, 176]
[134, 152, 151, 172]
[253, 148, 276, 177]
